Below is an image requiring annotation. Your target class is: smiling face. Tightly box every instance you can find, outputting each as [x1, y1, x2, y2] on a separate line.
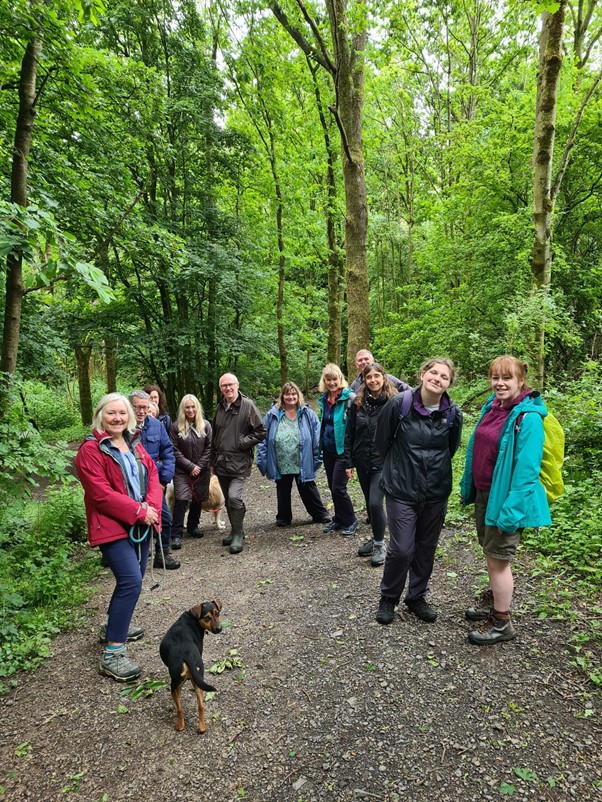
[324, 375, 342, 395]
[184, 400, 197, 421]
[282, 388, 299, 409]
[149, 390, 160, 406]
[490, 370, 524, 406]
[356, 350, 373, 372]
[420, 362, 451, 398]
[219, 374, 239, 404]
[364, 368, 385, 395]
[131, 397, 150, 425]
[101, 400, 129, 438]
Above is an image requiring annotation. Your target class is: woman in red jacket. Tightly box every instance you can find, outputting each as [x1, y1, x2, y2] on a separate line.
[75, 393, 162, 682]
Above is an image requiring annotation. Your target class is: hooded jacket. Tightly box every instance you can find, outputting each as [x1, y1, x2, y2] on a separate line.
[460, 391, 551, 533]
[317, 387, 355, 456]
[377, 388, 463, 504]
[169, 421, 213, 502]
[138, 414, 175, 485]
[75, 429, 162, 547]
[256, 404, 322, 482]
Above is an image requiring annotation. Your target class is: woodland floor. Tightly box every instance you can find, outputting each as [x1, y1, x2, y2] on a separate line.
[1, 468, 601, 802]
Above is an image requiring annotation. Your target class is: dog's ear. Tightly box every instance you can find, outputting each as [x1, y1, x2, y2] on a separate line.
[213, 599, 222, 612]
[189, 604, 204, 620]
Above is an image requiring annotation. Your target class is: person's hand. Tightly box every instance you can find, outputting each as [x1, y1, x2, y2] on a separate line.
[143, 505, 159, 525]
[191, 465, 201, 477]
[345, 468, 354, 479]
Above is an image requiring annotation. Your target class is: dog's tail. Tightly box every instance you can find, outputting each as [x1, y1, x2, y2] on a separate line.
[183, 658, 216, 693]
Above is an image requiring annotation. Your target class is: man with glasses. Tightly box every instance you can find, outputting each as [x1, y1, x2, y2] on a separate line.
[211, 374, 266, 555]
[350, 349, 407, 394]
[129, 391, 179, 570]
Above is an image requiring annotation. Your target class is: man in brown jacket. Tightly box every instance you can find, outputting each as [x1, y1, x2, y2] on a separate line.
[211, 373, 266, 554]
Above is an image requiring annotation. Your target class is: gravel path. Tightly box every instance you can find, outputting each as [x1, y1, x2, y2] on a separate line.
[1, 469, 601, 802]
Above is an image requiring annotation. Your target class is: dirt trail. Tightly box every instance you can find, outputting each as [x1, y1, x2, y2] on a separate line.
[1, 469, 600, 802]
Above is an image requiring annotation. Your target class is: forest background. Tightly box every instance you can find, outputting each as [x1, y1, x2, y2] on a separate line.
[0, 0, 601, 687]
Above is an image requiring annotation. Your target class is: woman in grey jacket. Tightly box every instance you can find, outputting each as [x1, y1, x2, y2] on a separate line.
[256, 382, 330, 526]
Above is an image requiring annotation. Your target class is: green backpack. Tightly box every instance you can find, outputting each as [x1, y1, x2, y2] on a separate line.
[516, 411, 565, 503]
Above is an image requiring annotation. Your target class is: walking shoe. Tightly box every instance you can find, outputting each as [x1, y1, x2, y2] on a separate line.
[468, 612, 516, 646]
[341, 520, 359, 537]
[370, 541, 386, 567]
[99, 623, 145, 644]
[153, 552, 180, 570]
[276, 519, 290, 527]
[406, 597, 438, 623]
[357, 538, 374, 557]
[99, 647, 141, 682]
[465, 588, 493, 621]
[171, 536, 182, 550]
[313, 516, 331, 524]
[323, 521, 343, 533]
[376, 596, 396, 625]
[187, 527, 204, 538]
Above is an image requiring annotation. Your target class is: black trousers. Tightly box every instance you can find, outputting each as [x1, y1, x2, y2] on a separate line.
[322, 451, 356, 527]
[275, 474, 329, 523]
[380, 497, 448, 603]
[172, 499, 201, 538]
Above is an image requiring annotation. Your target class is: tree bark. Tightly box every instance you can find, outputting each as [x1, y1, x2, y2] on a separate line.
[75, 344, 93, 426]
[1, 38, 41, 376]
[531, 2, 566, 387]
[105, 337, 117, 393]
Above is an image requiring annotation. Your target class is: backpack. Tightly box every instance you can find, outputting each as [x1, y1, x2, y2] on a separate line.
[395, 388, 457, 438]
[515, 411, 565, 503]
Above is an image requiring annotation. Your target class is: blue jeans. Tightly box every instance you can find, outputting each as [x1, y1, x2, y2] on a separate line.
[99, 535, 150, 643]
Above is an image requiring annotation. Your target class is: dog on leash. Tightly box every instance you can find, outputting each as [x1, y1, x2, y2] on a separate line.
[159, 600, 223, 733]
[165, 475, 226, 531]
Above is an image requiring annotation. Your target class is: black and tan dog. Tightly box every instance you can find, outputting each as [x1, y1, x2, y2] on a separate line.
[159, 600, 222, 733]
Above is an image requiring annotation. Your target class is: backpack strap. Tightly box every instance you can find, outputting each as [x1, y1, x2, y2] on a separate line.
[394, 388, 414, 438]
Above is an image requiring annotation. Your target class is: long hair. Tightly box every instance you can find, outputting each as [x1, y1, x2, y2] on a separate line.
[355, 363, 397, 408]
[92, 393, 136, 434]
[143, 384, 168, 415]
[277, 381, 304, 408]
[176, 394, 206, 438]
[318, 363, 348, 393]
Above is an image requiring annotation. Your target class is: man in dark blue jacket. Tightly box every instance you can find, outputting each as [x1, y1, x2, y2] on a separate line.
[130, 391, 179, 570]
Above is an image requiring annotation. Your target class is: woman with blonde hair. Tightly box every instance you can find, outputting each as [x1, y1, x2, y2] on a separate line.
[75, 393, 162, 681]
[256, 382, 330, 526]
[317, 364, 358, 536]
[460, 355, 551, 645]
[169, 394, 212, 548]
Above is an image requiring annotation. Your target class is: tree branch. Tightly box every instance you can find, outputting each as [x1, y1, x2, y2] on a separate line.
[270, 1, 334, 74]
[328, 104, 354, 165]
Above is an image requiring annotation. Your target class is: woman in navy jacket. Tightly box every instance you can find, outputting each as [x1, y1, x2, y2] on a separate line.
[256, 382, 330, 526]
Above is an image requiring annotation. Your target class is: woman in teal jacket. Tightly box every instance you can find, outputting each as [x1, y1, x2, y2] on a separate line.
[460, 355, 551, 645]
[317, 363, 358, 536]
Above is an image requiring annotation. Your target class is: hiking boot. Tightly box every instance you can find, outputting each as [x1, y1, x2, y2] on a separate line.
[187, 527, 204, 538]
[406, 597, 438, 623]
[376, 596, 396, 625]
[468, 613, 516, 646]
[465, 588, 493, 621]
[171, 536, 182, 550]
[341, 520, 359, 537]
[153, 552, 180, 570]
[357, 538, 374, 557]
[276, 519, 290, 527]
[313, 516, 331, 524]
[98, 623, 145, 644]
[323, 521, 343, 533]
[371, 541, 386, 567]
[99, 647, 141, 682]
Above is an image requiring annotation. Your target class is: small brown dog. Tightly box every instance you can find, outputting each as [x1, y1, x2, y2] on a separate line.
[159, 600, 222, 733]
[165, 475, 226, 531]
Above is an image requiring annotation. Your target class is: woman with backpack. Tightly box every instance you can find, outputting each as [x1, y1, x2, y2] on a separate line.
[375, 358, 462, 626]
[343, 363, 401, 567]
[460, 355, 551, 645]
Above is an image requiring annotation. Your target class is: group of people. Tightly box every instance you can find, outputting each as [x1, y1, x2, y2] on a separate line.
[75, 350, 552, 682]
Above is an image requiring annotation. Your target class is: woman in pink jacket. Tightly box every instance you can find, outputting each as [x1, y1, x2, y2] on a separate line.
[75, 393, 162, 682]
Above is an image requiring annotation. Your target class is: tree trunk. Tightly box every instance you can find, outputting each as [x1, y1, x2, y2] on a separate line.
[531, 1, 566, 387]
[105, 338, 117, 393]
[1, 38, 41, 377]
[75, 344, 93, 426]
[326, 0, 370, 371]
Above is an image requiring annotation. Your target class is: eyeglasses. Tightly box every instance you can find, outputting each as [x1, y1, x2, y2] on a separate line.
[220, 383, 237, 389]
[133, 405, 149, 411]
